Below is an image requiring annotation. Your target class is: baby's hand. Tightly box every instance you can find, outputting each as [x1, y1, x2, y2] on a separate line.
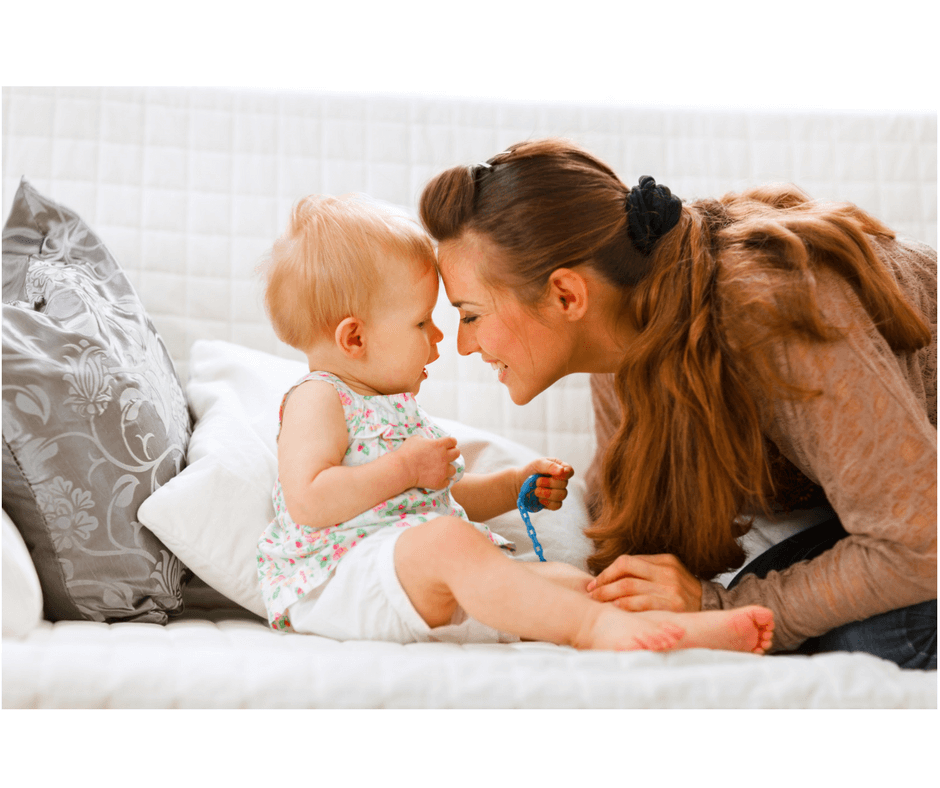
[518, 458, 574, 511]
[397, 435, 461, 490]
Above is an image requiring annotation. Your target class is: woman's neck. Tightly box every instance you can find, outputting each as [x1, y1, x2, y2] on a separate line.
[570, 273, 635, 375]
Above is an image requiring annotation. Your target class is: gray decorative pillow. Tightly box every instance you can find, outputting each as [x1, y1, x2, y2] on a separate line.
[2, 179, 191, 623]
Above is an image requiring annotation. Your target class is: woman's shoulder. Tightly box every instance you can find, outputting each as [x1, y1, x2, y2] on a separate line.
[718, 232, 935, 343]
[881, 235, 937, 264]
[810, 235, 936, 342]
[870, 235, 937, 316]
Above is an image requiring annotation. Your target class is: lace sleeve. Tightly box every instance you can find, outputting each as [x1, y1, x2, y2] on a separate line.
[703, 267, 937, 651]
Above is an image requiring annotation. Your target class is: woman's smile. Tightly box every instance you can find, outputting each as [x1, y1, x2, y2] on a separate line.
[485, 358, 509, 382]
[437, 234, 572, 405]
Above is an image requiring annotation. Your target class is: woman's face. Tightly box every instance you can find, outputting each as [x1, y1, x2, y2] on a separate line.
[437, 232, 574, 405]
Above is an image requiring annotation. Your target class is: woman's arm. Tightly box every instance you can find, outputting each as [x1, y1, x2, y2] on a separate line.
[278, 381, 459, 529]
[452, 460, 574, 523]
[700, 268, 937, 651]
[588, 263, 937, 652]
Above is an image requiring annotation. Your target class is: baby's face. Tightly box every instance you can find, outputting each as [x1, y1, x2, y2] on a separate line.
[361, 256, 444, 396]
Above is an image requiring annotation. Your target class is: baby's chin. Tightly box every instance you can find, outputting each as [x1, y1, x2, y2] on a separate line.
[410, 366, 430, 395]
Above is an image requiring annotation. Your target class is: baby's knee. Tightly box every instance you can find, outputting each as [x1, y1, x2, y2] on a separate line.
[434, 516, 486, 542]
[418, 517, 490, 558]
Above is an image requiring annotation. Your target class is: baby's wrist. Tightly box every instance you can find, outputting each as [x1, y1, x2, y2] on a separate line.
[389, 446, 418, 491]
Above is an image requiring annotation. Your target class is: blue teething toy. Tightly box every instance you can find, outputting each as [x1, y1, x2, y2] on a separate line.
[517, 473, 547, 562]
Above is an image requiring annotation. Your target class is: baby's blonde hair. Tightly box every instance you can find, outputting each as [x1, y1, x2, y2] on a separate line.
[262, 194, 436, 350]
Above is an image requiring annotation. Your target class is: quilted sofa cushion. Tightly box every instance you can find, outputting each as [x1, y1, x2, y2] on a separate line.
[1, 179, 191, 623]
[2, 509, 43, 637]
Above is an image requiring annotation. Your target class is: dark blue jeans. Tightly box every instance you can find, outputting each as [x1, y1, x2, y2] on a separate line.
[728, 517, 937, 670]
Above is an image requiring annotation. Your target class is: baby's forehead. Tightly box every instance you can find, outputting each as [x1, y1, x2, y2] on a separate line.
[380, 251, 438, 280]
[376, 252, 438, 295]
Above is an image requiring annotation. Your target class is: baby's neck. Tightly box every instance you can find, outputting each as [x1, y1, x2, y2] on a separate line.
[304, 347, 390, 398]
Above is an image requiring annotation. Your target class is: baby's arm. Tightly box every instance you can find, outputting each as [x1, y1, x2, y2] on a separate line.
[278, 381, 459, 529]
[452, 459, 574, 523]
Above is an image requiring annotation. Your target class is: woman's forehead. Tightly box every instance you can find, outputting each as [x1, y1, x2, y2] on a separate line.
[438, 233, 490, 281]
[438, 244, 483, 298]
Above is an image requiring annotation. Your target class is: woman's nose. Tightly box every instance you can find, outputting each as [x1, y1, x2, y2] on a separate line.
[456, 323, 478, 356]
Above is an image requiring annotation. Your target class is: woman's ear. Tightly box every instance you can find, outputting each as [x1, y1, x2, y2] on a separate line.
[547, 268, 589, 321]
[335, 316, 366, 358]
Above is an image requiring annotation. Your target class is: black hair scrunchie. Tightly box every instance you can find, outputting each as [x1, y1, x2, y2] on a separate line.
[625, 175, 683, 255]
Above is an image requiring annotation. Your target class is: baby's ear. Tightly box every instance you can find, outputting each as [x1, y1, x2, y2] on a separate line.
[335, 316, 366, 358]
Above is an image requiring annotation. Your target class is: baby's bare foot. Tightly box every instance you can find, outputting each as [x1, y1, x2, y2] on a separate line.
[631, 622, 686, 652]
[575, 605, 686, 652]
[642, 605, 775, 654]
[745, 606, 775, 654]
[715, 605, 774, 654]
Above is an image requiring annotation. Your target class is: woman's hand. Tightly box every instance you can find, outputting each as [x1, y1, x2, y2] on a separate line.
[586, 553, 703, 612]
[518, 458, 574, 511]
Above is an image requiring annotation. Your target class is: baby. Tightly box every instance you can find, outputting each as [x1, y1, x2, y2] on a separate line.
[256, 193, 774, 653]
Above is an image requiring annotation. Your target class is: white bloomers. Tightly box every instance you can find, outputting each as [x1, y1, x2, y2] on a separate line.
[288, 525, 519, 644]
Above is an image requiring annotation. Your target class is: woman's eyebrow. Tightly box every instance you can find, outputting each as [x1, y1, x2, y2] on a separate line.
[451, 300, 483, 309]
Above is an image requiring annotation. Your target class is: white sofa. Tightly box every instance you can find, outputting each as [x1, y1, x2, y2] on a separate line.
[2, 86, 936, 708]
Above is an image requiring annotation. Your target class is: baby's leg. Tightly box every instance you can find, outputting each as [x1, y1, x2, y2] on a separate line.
[521, 560, 592, 594]
[394, 519, 684, 651]
[513, 561, 592, 642]
[524, 562, 773, 653]
[637, 608, 775, 655]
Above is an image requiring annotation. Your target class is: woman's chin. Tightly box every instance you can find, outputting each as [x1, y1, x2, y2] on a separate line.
[505, 380, 537, 405]
[504, 368, 558, 405]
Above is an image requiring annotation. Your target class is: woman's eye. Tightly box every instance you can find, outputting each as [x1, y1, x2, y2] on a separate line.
[460, 315, 478, 325]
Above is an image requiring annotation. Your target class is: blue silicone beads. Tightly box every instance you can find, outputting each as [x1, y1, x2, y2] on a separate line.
[517, 473, 547, 561]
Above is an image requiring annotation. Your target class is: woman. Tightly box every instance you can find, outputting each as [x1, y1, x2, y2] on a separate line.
[419, 138, 936, 669]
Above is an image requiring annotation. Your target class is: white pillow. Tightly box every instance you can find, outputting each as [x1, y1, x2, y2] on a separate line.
[432, 416, 593, 571]
[138, 340, 594, 617]
[137, 341, 302, 618]
[2, 509, 44, 637]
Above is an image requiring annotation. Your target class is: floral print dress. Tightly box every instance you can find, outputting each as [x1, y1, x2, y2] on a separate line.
[257, 371, 512, 631]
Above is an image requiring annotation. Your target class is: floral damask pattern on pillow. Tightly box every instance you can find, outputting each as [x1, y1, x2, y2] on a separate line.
[1, 179, 191, 623]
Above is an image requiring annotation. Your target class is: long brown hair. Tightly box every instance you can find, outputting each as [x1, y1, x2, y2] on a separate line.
[419, 139, 933, 579]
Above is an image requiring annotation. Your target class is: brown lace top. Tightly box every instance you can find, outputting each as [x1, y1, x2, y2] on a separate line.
[585, 236, 937, 652]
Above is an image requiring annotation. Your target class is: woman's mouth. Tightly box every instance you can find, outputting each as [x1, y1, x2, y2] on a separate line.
[489, 360, 508, 383]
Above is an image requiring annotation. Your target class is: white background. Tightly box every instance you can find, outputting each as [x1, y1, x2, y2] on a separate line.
[0, 0, 937, 113]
